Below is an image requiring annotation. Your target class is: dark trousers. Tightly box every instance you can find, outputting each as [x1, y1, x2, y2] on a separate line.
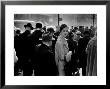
[23, 62, 33, 76]
[14, 62, 20, 76]
[82, 66, 86, 76]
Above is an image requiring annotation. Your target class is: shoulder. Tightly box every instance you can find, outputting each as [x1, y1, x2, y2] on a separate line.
[88, 36, 97, 46]
[56, 39, 62, 47]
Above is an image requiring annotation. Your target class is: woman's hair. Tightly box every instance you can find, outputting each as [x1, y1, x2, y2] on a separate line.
[59, 24, 67, 33]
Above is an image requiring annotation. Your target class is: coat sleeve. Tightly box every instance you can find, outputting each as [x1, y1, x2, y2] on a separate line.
[55, 41, 65, 61]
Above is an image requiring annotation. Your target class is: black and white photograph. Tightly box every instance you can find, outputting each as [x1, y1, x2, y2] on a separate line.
[1, 0, 109, 88]
[4, 4, 106, 85]
[14, 14, 97, 76]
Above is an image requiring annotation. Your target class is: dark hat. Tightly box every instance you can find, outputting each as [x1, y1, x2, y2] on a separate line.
[16, 30, 21, 34]
[74, 27, 78, 30]
[60, 24, 68, 33]
[35, 23, 42, 28]
[47, 27, 54, 33]
[42, 32, 52, 42]
[24, 23, 33, 30]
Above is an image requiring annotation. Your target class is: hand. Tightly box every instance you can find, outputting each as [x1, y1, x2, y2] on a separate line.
[66, 51, 72, 62]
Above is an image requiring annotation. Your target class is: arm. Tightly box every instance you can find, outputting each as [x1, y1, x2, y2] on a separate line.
[55, 42, 65, 61]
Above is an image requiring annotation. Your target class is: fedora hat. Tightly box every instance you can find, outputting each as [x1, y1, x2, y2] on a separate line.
[24, 23, 33, 30]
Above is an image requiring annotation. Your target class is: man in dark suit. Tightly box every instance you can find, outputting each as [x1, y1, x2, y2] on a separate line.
[28, 22, 43, 45]
[77, 31, 91, 76]
[14, 30, 21, 75]
[16, 23, 33, 76]
[34, 32, 57, 76]
[27, 23, 44, 72]
[46, 27, 56, 53]
[65, 33, 79, 76]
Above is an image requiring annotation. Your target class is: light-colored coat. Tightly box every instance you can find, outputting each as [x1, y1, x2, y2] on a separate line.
[86, 36, 97, 76]
[55, 35, 69, 76]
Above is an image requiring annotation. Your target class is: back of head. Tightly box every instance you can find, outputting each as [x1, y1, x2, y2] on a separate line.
[83, 31, 90, 37]
[35, 23, 42, 29]
[42, 32, 52, 42]
[24, 23, 33, 30]
[47, 27, 54, 33]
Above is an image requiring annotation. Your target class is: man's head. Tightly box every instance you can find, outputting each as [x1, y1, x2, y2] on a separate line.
[24, 23, 33, 30]
[35, 23, 42, 30]
[42, 32, 53, 46]
[47, 27, 54, 36]
[74, 31, 81, 41]
[83, 31, 90, 37]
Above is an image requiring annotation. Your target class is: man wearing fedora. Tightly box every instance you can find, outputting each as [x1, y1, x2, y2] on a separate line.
[28, 23, 43, 45]
[17, 23, 34, 76]
[27, 23, 44, 72]
[33, 32, 57, 76]
[77, 30, 91, 76]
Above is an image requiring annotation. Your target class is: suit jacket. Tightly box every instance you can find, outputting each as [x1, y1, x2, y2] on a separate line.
[67, 38, 78, 67]
[77, 36, 90, 67]
[35, 43, 57, 76]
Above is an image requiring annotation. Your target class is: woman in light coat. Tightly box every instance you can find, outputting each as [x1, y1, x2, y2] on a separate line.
[55, 24, 72, 76]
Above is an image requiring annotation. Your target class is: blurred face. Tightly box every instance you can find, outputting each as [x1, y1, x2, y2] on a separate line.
[77, 34, 81, 39]
[74, 34, 80, 41]
[25, 26, 31, 31]
[61, 27, 69, 38]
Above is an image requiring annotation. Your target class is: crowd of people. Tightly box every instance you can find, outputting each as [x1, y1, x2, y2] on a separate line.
[14, 22, 97, 76]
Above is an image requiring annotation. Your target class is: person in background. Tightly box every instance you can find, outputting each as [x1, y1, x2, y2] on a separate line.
[19, 23, 33, 76]
[54, 25, 60, 38]
[73, 27, 78, 33]
[47, 27, 56, 52]
[27, 22, 44, 73]
[55, 24, 72, 76]
[77, 30, 91, 76]
[34, 32, 57, 76]
[74, 30, 82, 43]
[42, 26, 46, 32]
[69, 26, 74, 35]
[66, 34, 78, 76]
[28, 22, 43, 45]
[86, 31, 97, 76]
[14, 29, 21, 55]
[14, 29, 21, 75]
[47, 27, 55, 36]
[67, 26, 73, 40]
